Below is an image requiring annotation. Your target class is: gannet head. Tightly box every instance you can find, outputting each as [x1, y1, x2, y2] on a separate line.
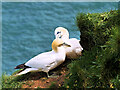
[52, 39, 71, 52]
[54, 27, 69, 39]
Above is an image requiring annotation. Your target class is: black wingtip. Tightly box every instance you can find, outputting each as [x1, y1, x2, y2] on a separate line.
[14, 63, 31, 69]
[14, 66, 17, 69]
[14, 63, 25, 69]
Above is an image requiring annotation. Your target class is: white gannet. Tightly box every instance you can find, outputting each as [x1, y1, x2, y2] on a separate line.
[14, 39, 71, 77]
[54, 27, 83, 59]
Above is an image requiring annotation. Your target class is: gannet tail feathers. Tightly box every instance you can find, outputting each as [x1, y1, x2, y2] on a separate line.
[14, 63, 31, 69]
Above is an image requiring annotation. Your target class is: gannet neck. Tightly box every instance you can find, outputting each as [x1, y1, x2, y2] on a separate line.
[56, 47, 66, 60]
[57, 47, 66, 53]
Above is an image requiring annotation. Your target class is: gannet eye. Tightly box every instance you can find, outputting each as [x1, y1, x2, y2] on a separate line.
[57, 31, 61, 34]
[59, 36, 62, 38]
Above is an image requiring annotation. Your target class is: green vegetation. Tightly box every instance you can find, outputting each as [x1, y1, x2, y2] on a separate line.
[1, 73, 23, 88]
[77, 10, 119, 50]
[49, 81, 58, 88]
[1, 71, 36, 88]
[65, 10, 120, 88]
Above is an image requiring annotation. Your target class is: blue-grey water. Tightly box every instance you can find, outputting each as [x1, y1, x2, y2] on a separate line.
[2, 2, 118, 75]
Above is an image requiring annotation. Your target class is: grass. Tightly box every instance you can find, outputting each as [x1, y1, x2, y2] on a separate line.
[1, 73, 23, 88]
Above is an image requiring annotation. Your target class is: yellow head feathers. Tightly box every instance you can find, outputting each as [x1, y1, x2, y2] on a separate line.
[52, 38, 71, 52]
[54, 27, 69, 39]
[52, 39, 64, 52]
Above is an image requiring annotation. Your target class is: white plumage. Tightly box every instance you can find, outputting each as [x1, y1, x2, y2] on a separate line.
[15, 39, 70, 77]
[54, 27, 83, 59]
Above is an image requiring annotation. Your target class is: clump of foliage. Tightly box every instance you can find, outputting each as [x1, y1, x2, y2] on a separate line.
[77, 10, 120, 50]
[65, 10, 120, 88]
[1, 71, 36, 88]
[1, 73, 23, 88]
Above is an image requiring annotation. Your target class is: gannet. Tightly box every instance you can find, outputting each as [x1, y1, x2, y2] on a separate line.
[54, 27, 83, 59]
[14, 39, 71, 77]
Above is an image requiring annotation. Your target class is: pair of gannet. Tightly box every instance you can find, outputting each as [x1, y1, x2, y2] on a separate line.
[54, 27, 83, 59]
[15, 27, 83, 77]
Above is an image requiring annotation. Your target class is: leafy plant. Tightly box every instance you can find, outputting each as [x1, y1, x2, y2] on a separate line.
[65, 10, 120, 88]
[77, 10, 120, 50]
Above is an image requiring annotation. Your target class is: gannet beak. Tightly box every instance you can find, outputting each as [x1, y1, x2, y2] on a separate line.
[63, 43, 71, 47]
[58, 43, 71, 47]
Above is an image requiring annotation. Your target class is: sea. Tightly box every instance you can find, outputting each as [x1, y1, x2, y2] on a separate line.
[2, 2, 118, 75]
